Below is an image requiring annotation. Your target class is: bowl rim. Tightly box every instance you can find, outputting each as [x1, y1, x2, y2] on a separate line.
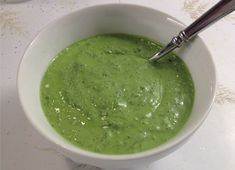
[17, 2, 217, 161]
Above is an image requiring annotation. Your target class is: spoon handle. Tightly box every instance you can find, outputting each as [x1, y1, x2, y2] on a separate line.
[149, 0, 235, 61]
[184, 0, 235, 39]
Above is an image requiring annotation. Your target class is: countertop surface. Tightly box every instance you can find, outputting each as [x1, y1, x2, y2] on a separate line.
[1, 0, 235, 170]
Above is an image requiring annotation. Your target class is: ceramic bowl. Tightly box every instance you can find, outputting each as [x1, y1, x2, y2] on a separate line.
[18, 4, 216, 169]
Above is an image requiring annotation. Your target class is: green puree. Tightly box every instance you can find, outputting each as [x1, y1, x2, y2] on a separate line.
[40, 34, 194, 154]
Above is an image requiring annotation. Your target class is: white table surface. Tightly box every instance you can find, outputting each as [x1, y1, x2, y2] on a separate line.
[1, 0, 235, 170]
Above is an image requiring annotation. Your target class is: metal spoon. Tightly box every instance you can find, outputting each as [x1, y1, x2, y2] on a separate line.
[149, 0, 235, 62]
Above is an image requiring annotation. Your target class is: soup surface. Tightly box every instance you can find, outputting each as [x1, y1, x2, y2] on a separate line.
[40, 34, 194, 154]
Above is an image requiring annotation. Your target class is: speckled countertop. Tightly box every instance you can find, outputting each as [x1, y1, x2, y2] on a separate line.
[1, 0, 235, 170]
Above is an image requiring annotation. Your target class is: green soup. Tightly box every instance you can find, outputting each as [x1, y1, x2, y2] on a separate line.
[40, 34, 194, 154]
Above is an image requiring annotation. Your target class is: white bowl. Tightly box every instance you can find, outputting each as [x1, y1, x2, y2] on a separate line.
[18, 4, 216, 169]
